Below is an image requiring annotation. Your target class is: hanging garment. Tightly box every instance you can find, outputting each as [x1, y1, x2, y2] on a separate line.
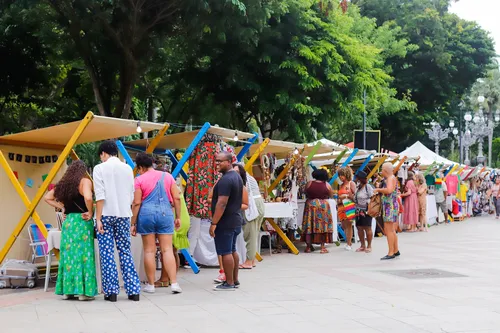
[185, 141, 219, 219]
[425, 174, 436, 186]
[446, 175, 459, 196]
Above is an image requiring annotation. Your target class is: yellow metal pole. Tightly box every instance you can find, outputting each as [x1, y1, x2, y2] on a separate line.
[244, 138, 270, 173]
[0, 112, 94, 264]
[366, 155, 388, 179]
[444, 164, 459, 181]
[391, 156, 400, 165]
[266, 218, 299, 255]
[268, 149, 303, 197]
[176, 152, 189, 186]
[146, 124, 170, 154]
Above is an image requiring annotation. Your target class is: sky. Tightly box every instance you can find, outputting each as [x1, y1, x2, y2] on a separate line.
[449, 0, 500, 56]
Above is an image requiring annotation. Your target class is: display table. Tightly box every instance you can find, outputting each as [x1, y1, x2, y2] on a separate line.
[45, 229, 146, 293]
[263, 202, 295, 218]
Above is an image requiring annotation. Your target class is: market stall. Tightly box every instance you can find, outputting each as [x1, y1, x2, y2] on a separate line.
[124, 124, 257, 267]
[0, 113, 165, 291]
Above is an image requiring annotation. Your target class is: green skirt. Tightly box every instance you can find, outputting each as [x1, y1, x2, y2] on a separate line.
[55, 213, 97, 297]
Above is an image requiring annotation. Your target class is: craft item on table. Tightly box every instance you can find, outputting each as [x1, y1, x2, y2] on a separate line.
[25, 155, 31, 163]
[42, 174, 48, 182]
[13, 171, 18, 179]
[16, 154, 22, 162]
[45, 156, 51, 163]
[39, 157, 45, 164]
[48, 184, 55, 191]
[8, 153, 14, 161]
[31, 156, 37, 164]
[26, 178, 34, 188]
[52, 155, 58, 163]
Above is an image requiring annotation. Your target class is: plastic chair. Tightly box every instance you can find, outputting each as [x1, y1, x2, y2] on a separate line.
[28, 223, 52, 264]
[258, 231, 272, 256]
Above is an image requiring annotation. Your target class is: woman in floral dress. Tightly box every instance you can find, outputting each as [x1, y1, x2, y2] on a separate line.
[44, 160, 97, 300]
[374, 162, 400, 260]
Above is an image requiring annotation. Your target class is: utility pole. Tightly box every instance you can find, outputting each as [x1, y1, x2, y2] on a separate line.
[363, 89, 367, 150]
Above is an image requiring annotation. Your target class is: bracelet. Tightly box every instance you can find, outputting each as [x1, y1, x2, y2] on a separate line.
[131, 223, 136, 226]
[211, 223, 217, 226]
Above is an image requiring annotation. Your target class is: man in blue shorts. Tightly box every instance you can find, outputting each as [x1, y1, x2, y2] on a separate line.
[209, 152, 244, 291]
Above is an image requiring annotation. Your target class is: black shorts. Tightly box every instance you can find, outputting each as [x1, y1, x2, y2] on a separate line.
[214, 227, 241, 256]
[356, 213, 372, 227]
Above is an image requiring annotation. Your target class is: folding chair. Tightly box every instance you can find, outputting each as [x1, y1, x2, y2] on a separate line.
[55, 212, 65, 230]
[28, 223, 53, 264]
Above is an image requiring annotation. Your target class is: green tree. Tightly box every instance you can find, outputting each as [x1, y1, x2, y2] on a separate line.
[353, 0, 496, 151]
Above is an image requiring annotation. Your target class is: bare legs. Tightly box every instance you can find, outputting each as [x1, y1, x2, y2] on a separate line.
[221, 253, 238, 286]
[384, 222, 397, 256]
[157, 246, 179, 285]
[342, 220, 353, 246]
[356, 226, 373, 253]
[142, 234, 178, 286]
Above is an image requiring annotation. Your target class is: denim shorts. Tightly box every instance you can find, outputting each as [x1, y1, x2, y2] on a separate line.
[214, 227, 241, 256]
[137, 212, 174, 235]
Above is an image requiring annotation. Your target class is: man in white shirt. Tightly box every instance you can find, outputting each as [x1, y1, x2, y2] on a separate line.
[93, 140, 141, 302]
[435, 172, 449, 224]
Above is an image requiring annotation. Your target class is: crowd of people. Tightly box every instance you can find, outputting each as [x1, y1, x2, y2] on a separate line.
[44, 141, 500, 300]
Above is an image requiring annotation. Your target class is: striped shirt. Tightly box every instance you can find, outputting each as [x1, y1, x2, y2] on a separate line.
[246, 174, 261, 197]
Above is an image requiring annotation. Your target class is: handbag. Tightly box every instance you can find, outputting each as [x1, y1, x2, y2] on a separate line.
[367, 194, 382, 218]
[245, 192, 260, 221]
[342, 199, 356, 221]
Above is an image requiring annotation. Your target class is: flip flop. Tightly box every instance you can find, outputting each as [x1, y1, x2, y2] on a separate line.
[365, 248, 372, 253]
[239, 265, 252, 269]
[154, 280, 170, 288]
[320, 248, 329, 254]
[356, 248, 366, 252]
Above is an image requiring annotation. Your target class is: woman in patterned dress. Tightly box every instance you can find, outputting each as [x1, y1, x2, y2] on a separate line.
[416, 173, 428, 231]
[44, 160, 97, 300]
[374, 162, 400, 260]
[301, 169, 334, 254]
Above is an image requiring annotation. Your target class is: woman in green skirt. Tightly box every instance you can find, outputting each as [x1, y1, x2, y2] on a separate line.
[44, 160, 97, 301]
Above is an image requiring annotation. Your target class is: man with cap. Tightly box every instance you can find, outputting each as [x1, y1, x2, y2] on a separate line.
[354, 171, 375, 253]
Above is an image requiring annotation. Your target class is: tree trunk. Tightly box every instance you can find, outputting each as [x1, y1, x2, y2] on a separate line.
[114, 56, 137, 119]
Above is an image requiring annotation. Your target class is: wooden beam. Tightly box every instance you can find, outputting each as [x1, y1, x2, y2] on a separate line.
[366, 155, 388, 179]
[268, 149, 303, 197]
[393, 156, 407, 175]
[0, 139, 65, 151]
[266, 219, 298, 255]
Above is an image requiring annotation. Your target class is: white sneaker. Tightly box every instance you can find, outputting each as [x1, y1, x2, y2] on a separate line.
[171, 283, 182, 294]
[143, 284, 155, 294]
[345, 245, 352, 251]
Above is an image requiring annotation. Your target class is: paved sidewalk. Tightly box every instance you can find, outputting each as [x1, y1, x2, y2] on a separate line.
[2, 216, 500, 333]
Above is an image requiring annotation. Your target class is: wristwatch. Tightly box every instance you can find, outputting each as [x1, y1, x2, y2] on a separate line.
[211, 222, 217, 226]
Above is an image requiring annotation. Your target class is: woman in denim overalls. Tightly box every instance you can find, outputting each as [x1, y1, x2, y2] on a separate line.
[131, 153, 182, 294]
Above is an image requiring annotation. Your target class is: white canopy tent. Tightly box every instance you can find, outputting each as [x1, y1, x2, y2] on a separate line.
[399, 141, 455, 166]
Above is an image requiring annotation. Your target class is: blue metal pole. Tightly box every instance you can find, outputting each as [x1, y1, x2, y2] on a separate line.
[116, 140, 135, 168]
[329, 148, 359, 185]
[443, 164, 455, 177]
[353, 154, 374, 181]
[237, 133, 259, 162]
[309, 163, 318, 171]
[165, 150, 188, 181]
[171, 122, 211, 179]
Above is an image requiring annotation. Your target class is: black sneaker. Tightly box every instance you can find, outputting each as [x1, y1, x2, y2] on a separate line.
[234, 281, 240, 288]
[104, 294, 117, 302]
[213, 282, 236, 291]
[128, 294, 140, 301]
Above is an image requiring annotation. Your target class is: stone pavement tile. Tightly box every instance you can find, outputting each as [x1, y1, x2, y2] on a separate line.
[307, 298, 346, 306]
[355, 316, 428, 333]
[439, 320, 500, 333]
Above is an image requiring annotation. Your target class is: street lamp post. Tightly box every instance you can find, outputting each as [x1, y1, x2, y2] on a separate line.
[426, 122, 450, 155]
[471, 95, 499, 166]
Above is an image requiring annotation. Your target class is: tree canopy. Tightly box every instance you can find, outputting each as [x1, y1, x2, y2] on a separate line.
[0, 0, 496, 151]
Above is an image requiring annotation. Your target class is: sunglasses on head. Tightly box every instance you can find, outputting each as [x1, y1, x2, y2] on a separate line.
[215, 159, 230, 163]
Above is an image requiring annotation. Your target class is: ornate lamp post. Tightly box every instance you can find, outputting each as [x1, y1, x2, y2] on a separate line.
[462, 127, 476, 166]
[426, 122, 450, 155]
[471, 95, 500, 166]
[449, 120, 459, 157]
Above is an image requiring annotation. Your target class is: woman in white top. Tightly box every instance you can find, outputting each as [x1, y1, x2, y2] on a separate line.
[233, 164, 265, 269]
[492, 177, 500, 219]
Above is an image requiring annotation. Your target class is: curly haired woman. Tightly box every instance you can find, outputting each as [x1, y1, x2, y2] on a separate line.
[337, 167, 356, 251]
[44, 160, 97, 301]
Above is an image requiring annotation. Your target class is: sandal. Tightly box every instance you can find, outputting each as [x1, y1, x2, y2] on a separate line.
[239, 265, 252, 269]
[154, 280, 170, 288]
[320, 248, 329, 254]
[356, 247, 366, 253]
[305, 247, 311, 253]
[365, 248, 372, 253]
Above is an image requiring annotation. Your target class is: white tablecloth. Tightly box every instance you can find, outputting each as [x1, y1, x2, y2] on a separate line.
[263, 202, 295, 218]
[427, 195, 438, 225]
[46, 230, 146, 293]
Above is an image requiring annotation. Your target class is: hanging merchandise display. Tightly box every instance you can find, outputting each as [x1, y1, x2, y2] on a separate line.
[184, 134, 221, 219]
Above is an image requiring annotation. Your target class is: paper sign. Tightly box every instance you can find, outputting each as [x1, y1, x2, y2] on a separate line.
[42, 174, 48, 182]
[26, 178, 34, 188]
[13, 171, 18, 179]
